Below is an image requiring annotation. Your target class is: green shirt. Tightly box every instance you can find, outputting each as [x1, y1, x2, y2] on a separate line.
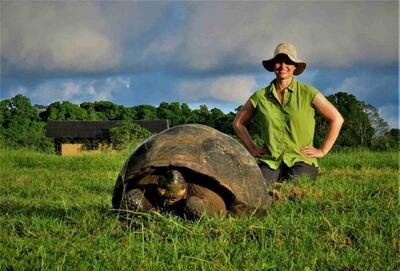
[250, 77, 319, 169]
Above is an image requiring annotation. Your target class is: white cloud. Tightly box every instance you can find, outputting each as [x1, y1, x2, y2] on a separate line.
[63, 83, 81, 98]
[28, 76, 132, 105]
[177, 75, 256, 104]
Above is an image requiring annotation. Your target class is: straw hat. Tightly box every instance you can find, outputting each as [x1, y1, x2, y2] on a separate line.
[262, 42, 306, 75]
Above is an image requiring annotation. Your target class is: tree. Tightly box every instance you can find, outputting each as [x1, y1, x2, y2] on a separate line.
[0, 95, 52, 151]
[120, 107, 137, 120]
[134, 105, 158, 120]
[209, 108, 225, 126]
[0, 99, 12, 129]
[315, 92, 374, 148]
[193, 105, 211, 126]
[371, 128, 400, 151]
[364, 104, 389, 137]
[93, 101, 124, 120]
[40, 101, 88, 121]
[208, 108, 234, 134]
[157, 102, 183, 126]
[214, 111, 235, 135]
[80, 102, 99, 120]
[180, 103, 198, 124]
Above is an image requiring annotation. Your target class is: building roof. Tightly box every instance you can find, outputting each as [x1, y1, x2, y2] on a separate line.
[45, 120, 169, 139]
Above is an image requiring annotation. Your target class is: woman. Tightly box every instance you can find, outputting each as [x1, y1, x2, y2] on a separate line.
[233, 42, 343, 182]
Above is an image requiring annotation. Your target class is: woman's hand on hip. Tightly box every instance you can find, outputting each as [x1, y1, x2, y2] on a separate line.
[300, 146, 326, 158]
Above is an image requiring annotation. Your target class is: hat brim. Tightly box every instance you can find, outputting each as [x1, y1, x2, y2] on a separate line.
[262, 55, 306, 76]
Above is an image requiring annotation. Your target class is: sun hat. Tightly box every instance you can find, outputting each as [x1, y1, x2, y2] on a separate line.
[262, 42, 306, 75]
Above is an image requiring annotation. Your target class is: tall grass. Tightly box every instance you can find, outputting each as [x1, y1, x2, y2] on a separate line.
[0, 149, 398, 270]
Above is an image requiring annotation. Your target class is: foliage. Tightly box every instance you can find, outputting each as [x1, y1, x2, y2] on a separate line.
[0, 149, 397, 270]
[193, 104, 212, 126]
[157, 102, 184, 127]
[0, 95, 53, 152]
[134, 104, 158, 120]
[40, 101, 89, 121]
[315, 92, 376, 149]
[364, 104, 390, 137]
[110, 120, 153, 150]
[180, 103, 198, 124]
[370, 128, 400, 151]
[1, 93, 397, 151]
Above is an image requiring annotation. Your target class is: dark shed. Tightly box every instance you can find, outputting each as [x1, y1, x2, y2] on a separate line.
[45, 120, 169, 155]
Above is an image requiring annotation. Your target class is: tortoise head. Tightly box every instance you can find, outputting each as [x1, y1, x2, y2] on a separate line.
[157, 170, 187, 206]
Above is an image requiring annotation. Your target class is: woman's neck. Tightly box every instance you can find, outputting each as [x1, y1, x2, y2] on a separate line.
[275, 77, 293, 93]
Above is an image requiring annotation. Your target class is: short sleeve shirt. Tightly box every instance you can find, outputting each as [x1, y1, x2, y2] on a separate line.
[250, 77, 319, 169]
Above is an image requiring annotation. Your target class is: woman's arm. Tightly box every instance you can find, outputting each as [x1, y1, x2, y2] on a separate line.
[233, 100, 269, 157]
[301, 93, 344, 158]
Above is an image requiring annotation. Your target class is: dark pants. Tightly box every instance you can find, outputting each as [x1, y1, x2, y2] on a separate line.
[259, 162, 318, 184]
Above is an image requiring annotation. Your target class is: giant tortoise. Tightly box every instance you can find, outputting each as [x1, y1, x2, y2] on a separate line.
[112, 124, 273, 218]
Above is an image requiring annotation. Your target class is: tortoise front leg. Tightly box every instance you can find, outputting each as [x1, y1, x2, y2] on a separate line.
[184, 184, 227, 219]
[119, 188, 154, 213]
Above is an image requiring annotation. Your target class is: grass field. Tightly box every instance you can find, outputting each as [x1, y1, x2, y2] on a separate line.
[0, 148, 398, 270]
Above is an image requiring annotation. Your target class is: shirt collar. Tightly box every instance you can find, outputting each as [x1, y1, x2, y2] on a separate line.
[266, 77, 298, 94]
[288, 77, 297, 93]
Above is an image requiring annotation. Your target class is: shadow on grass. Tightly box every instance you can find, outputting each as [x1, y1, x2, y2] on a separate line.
[0, 201, 115, 220]
[0, 200, 209, 231]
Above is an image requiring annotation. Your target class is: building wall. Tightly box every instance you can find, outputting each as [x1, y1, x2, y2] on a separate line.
[61, 144, 84, 156]
[60, 143, 112, 156]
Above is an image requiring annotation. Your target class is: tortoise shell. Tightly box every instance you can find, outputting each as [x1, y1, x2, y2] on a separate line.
[112, 124, 273, 216]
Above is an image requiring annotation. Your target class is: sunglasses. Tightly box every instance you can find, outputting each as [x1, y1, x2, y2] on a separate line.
[273, 54, 296, 65]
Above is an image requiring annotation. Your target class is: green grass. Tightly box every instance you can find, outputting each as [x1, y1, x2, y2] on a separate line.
[0, 148, 398, 270]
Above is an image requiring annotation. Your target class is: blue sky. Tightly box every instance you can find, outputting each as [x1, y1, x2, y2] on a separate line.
[1, 1, 398, 128]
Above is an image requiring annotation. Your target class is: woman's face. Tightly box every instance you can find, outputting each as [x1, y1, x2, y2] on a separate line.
[273, 54, 297, 80]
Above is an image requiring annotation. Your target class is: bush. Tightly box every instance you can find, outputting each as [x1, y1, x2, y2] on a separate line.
[110, 120, 152, 150]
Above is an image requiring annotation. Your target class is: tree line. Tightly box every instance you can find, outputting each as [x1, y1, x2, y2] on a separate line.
[0, 93, 398, 152]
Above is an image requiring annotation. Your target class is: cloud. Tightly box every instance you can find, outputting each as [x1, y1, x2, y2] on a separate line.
[62, 82, 81, 98]
[3, 1, 397, 76]
[328, 71, 398, 107]
[332, 75, 377, 100]
[1, 1, 122, 73]
[177, 75, 256, 104]
[1, 1, 173, 75]
[26, 76, 132, 105]
[158, 1, 398, 71]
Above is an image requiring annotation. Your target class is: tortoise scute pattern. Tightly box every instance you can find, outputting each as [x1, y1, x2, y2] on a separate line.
[112, 124, 273, 217]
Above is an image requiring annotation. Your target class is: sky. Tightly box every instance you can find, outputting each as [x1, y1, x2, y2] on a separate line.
[1, 0, 399, 128]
